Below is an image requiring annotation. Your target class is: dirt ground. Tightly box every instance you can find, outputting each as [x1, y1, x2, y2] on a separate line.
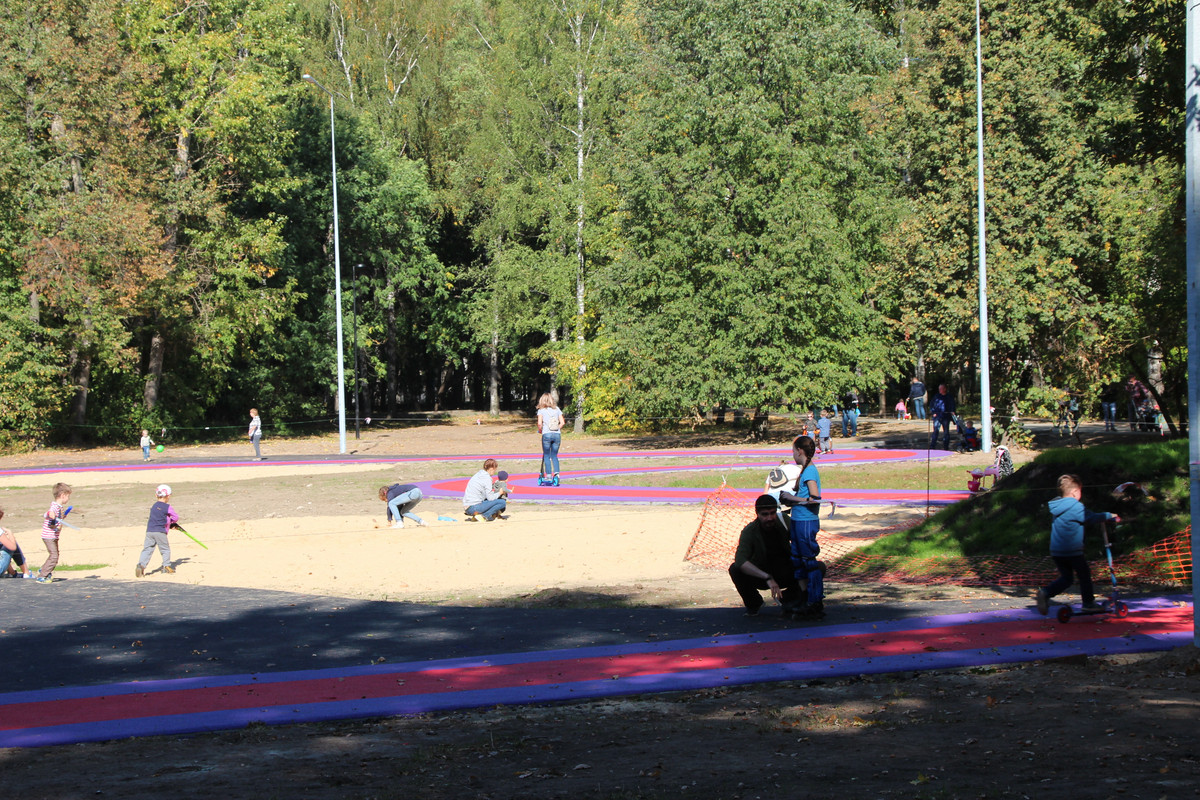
[2, 417, 1198, 799]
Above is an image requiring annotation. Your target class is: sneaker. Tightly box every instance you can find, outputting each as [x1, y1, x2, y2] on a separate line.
[163, 565, 176, 574]
[416, 520, 428, 527]
[465, 514, 479, 522]
[743, 606, 761, 617]
[1081, 601, 1102, 611]
[390, 521, 404, 529]
[1035, 588, 1048, 616]
[135, 565, 144, 578]
[35, 576, 51, 584]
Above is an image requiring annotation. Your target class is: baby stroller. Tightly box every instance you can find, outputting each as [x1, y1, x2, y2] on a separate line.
[954, 416, 981, 453]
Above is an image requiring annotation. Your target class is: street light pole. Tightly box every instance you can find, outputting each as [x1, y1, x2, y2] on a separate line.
[302, 73, 347, 454]
[974, 0, 993, 453]
[353, 263, 362, 440]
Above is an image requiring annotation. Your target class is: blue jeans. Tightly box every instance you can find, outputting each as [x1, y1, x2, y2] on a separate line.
[912, 397, 926, 420]
[1101, 401, 1117, 429]
[930, 412, 954, 450]
[388, 488, 424, 525]
[841, 409, 858, 437]
[541, 431, 562, 475]
[466, 498, 506, 520]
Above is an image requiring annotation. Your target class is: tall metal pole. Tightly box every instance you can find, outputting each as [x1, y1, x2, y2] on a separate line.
[353, 263, 361, 440]
[975, 0, 993, 453]
[1184, 2, 1199, 643]
[302, 74, 347, 455]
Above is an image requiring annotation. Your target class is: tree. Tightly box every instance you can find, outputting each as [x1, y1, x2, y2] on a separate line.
[601, 0, 901, 422]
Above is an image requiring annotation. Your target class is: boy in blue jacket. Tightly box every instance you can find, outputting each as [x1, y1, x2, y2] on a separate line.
[1035, 474, 1120, 615]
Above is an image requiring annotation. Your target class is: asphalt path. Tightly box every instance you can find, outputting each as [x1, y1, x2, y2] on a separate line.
[2, 577, 1026, 694]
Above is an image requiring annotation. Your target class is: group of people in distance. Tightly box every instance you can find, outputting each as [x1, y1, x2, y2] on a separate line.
[376, 393, 568, 527]
[730, 435, 827, 621]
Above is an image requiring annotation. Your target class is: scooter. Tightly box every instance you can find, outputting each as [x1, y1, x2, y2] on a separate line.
[1056, 521, 1129, 623]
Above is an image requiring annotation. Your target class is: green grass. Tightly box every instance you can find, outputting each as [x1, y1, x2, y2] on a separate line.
[56, 563, 108, 571]
[850, 440, 1188, 564]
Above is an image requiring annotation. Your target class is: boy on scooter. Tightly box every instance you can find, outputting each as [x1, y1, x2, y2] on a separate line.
[1035, 474, 1120, 615]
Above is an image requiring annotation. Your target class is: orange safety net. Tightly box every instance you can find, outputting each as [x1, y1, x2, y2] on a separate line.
[684, 487, 1194, 587]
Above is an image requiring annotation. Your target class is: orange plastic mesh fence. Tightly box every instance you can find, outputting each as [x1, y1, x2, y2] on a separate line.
[684, 488, 1194, 587]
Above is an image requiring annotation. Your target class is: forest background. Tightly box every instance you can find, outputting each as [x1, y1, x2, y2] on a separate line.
[0, 0, 1183, 447]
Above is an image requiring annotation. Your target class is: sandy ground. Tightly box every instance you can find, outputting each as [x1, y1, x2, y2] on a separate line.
[0, 418, 935, 606]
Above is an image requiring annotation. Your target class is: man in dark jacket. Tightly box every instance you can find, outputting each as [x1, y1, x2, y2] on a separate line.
[728, 495, 802, 616]
[928, 384, 957, 450]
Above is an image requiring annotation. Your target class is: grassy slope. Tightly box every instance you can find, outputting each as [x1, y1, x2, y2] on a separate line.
[854, 440, 1189, 561]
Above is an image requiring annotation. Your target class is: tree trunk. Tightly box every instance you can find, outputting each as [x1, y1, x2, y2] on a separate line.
[386, 305, 398, 416]
[143, 331, 166, 410]
[488, 310, 501, 416]
[68, 349, 91, 447]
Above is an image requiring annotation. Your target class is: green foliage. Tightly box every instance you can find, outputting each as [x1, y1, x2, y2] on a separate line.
[599, 0, 902, 421]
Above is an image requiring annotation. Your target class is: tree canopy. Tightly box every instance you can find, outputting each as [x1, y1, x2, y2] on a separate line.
[0, 0, 1185, 443]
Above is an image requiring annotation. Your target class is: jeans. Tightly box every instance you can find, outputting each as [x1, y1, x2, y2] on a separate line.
[251, 432, 262, 458]
[1101, 402, 1117, 430]
[541, 431, 562, 475]
[912, 397, 926, 420]
[465, 498, 506, 520]
[142, 445, 150, 460]
[388, 488, 425, 525]
[841, 408, 858, 437]
[1044, 554, 1095, 606]
[930, 412, 954, 450]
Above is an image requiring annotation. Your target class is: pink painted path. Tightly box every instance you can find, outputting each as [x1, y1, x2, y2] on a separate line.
[0, 597, 1189, 747]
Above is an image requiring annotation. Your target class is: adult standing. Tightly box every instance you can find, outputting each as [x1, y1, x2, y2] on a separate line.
[248, 408, 264, 460]
[841, 389, 859, 437]
[462, 458, 507, 521]
[1124, 376, 1149, 431]
[928, 384, 957, 451]
[1099, 382, 1121, 432]
[536, 393, 566, 486]
[909, 377, 927, 420]
[728, 495, 801, 616]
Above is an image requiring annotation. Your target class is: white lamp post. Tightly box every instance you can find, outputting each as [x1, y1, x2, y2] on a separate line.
[302, 73, 347, 454]
[975, 0, 993, 452]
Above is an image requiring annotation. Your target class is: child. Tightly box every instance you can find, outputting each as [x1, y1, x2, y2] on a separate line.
[1035, 474, 1120, 615]
[894, 399, 907, 420]
[140, 429, 155, 461]
[777, 435, 826, 619]
[379, 483, 428, 529]
[958, 419, 981, 451]
[136, 484, 178, 577]
[36, 482, 71, 583]
[0, 507, 33, 578]
[494, 470, 512, 498]
[816, 411, 833, 455]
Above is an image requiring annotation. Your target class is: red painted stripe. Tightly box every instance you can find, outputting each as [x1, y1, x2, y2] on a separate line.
[2, 607, 1187, 731]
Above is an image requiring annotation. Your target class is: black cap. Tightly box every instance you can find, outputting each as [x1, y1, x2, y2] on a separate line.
[754, 494, 779, 513]
[497, 471, 509, 480]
